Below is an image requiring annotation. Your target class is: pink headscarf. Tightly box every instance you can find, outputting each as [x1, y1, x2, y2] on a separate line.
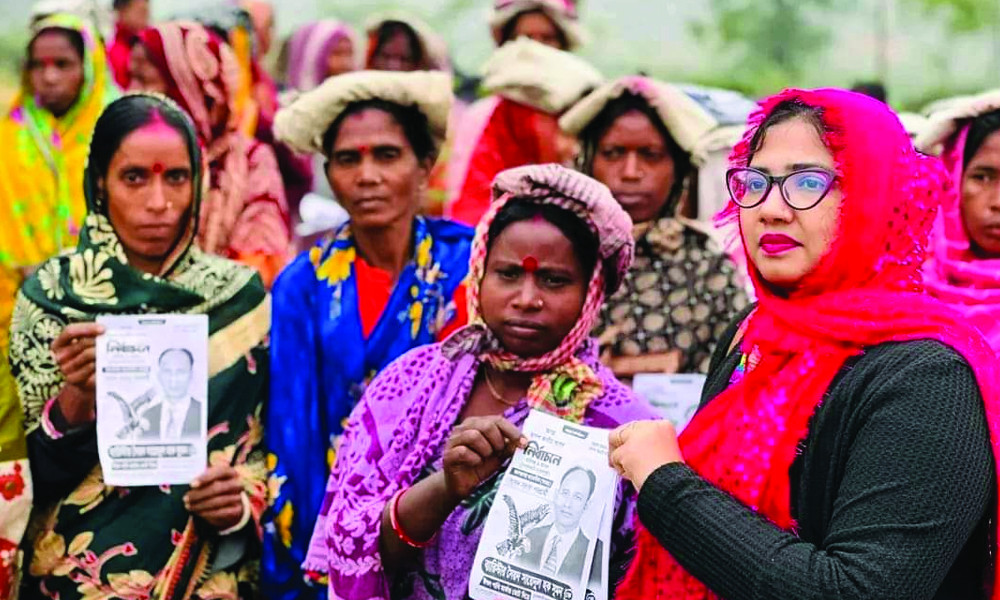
[924, 124, 1000, 353]
[616, 88, 1000, 600]
[286, 19, 358, 92]
[444, 163, 633, 421]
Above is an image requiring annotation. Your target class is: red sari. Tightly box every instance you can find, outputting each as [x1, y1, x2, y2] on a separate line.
[446, 97, 565, 226]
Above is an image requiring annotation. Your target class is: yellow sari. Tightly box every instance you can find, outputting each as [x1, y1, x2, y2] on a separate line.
[0, 14, 117, 359]
[0, 15, 118, 404]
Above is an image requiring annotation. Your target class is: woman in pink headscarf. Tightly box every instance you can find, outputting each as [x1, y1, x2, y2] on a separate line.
[607, 89, 1000, 599]
[286, 19, 358, 92]
[919, 95, 1000, 354]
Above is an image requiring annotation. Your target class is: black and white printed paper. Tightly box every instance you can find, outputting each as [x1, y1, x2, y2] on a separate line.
[470, 410, 618, 600]
[96, 315, 208, 486]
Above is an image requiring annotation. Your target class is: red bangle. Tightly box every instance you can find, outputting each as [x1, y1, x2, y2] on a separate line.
[389, 488, 434, 549]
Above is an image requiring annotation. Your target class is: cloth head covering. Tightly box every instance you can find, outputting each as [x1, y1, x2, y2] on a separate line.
[0, 14, 118, 363]
[443, 163, 633, 421]
[29, 0, 112, 40]
[273, 69, 454, 157]
[917, 89, 1000, 353]
[286, 19, 359, 92]
[482, 37, 602, 114]
[616, 88, 1000, 599]
[0, 14, 118, 269]
[898, 111, 929, 139]
[241, 0, 272, 43]
[133, 22, 288, 264]
[561, 75, 718, 163]
[489, 0, 584, 50]
[134, 22, 242, 148]
[364, 12, 451, 72]
[173, 5, 260, 137]
[9, 94, 270, 598]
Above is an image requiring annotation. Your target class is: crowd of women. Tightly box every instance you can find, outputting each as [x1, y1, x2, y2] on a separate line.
[0, 0, 998, 599]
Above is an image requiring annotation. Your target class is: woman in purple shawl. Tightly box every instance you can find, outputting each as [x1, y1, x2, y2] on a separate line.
[303, 164, 658, 599]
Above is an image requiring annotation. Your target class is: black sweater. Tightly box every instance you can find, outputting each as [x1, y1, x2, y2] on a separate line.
[637, 308, 995, 600]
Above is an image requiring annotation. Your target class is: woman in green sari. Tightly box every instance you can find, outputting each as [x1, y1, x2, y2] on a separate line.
[7, 93, 270, 600]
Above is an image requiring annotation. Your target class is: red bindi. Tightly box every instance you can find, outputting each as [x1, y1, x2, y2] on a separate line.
[357, 145, 371, 156]
[152, 162, 165, 174]
[522, 256, 539, 273]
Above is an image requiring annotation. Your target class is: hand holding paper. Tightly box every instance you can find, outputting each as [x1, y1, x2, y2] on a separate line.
[443, 416, 528, 500]
[185, 466, 245, 531]
[608, 420, 684, 491]
[96, 314, 208, 486]
[468, 410, 618, 600]
[52, 322, 106, 427]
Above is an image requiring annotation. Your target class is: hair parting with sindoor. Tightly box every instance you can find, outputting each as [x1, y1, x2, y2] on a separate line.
[86, 95, 201, 218]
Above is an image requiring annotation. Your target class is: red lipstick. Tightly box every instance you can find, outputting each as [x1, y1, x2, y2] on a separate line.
[758, 233, 802, 255]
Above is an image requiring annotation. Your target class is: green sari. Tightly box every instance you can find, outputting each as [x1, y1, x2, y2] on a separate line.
[7, 94, 270, 600]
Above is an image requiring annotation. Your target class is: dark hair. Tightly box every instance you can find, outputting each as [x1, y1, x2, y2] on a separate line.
[560, 466, 596, 500]
[964, 109, 1000, 168]
[579, 91, 692, 217]
[30, 27, 85, 62]
[159, 347, 194, 367]
[86, 95, 202, 231]
[851, 81, 887, 104]
[500, 9, 568, 49]
[113, 0, 142, 9]
[487, 199, 599, 282]
[748, 99, 826, 158]
[321, 99, 436, 162]
[373, 21, 423, 65]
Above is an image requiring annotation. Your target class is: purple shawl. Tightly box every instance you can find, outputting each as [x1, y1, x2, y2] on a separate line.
[303, 339, 658, 599]
[286, 20, 358, 92]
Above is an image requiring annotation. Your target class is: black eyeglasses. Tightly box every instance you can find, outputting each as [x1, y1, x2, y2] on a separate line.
[726, 167, 837, 211]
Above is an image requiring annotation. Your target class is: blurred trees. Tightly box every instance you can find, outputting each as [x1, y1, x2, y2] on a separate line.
[907, 0, 1000, 31]
[689, 0, 834, 95]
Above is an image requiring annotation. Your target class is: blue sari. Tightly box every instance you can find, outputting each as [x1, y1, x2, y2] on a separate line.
[263, 216, 473, 600]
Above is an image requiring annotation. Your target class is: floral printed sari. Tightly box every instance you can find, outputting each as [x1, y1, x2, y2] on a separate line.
[7, 94, 270, 600]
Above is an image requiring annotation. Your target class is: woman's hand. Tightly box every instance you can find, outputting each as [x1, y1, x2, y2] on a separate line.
[608, 420, 684, 492]
[51, 322, 105, 427]
[442, 416, 527, 500]
[184, 466, 247, 532]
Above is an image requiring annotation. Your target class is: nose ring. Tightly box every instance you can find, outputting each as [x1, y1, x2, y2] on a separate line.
[532, 299, 544, 309]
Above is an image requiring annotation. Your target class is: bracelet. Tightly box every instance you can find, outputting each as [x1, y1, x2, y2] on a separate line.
[41, 396, 67, 440]
[389, 488, 434, 549]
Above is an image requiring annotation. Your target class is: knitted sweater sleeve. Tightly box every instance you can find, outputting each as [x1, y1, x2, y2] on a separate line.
[637, 341, 993, 600]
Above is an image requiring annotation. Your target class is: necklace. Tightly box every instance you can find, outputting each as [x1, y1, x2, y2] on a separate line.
[483, 367, 520, 408]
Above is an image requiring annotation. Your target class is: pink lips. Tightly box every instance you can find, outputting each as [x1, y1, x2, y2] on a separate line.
[758, 233, 802, 255]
